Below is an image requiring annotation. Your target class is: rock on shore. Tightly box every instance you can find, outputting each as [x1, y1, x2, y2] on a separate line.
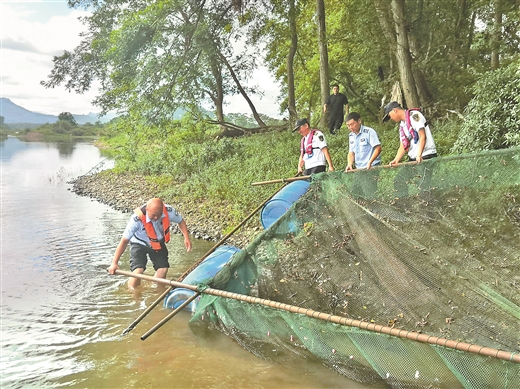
[69, 171, 260, 248]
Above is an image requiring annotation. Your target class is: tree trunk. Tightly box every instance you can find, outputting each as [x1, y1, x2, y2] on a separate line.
[219, 53, 266, 127]
[316, 0, 329, 129]
[390, 0, 420, 107]
[491, 0, 502, 70]
[447, 0, 468, 73]
[372, 0, 397, 77]
[406, 30, 433, 106]
[287, 0, 298, 123]
[210, 59, 225, 132]
[464, 11, 477, 68]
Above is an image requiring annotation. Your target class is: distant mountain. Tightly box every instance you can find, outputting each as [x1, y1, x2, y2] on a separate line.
[0, 98, 117, 125]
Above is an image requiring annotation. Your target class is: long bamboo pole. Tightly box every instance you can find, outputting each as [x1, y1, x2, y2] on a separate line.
[114, 269, 520, 364]
[251, 160, 429, 186]
[251, 175, 311, 186]
[120, 174, 299, 335]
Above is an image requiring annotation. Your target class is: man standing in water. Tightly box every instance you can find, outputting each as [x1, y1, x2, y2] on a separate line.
[108, 197, 192, 289]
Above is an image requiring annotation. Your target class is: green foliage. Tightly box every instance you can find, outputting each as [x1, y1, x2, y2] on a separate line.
[452, 61, 520, 153]
[58, 112, 77, 126]
[430, 116, 462, 157]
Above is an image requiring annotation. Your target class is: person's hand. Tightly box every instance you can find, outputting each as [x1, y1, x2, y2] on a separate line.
[185, 237, 192, 252]
[328, 166, 334, 172]
[416, 155, 423, 163]
[345, 165, 353, 172]
[389, 159, 399, 167]
[297, 166, 303, 174]
[107, 263, 119, 275]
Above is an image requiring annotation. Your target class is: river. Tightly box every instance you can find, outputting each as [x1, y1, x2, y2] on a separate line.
[0, 137, 378, 389]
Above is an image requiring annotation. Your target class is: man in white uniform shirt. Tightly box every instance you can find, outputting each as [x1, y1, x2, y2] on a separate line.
[383, 101, 438, 196]
[293, 118, 334, 176]
[383, 101, 437, 164]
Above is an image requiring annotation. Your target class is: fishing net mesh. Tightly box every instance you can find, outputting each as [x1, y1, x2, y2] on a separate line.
[189, 148, 520, 388]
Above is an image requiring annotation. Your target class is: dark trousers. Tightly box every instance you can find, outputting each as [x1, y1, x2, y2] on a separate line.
[328, 115, 343, 135]
[304, 165, 326, 176]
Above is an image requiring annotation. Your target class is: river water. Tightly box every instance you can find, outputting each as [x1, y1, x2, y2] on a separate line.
[0, 137, 377, 389]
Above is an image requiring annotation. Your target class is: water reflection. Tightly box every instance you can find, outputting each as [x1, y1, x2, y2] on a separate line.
[55, 140, 76, 157]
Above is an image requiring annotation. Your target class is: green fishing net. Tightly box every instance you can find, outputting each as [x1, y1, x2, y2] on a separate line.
[190, 148, 520, 388]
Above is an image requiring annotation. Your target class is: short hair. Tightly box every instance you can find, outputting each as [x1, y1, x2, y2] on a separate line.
[345, 112, 361, 122]
[332, 84, 339, 89]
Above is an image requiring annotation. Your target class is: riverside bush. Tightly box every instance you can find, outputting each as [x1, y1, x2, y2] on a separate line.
[452, 60, 520, 153]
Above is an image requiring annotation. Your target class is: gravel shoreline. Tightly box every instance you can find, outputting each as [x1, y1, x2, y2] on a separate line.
[69, 171, 261, 248]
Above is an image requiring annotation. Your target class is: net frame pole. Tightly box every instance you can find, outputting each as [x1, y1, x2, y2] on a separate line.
[251, 160, 434, 186]
[140, 292, 201, 341]
[114, 269, 520, 364]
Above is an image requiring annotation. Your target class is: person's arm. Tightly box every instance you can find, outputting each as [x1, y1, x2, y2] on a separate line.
[344, 104, 349, 115]
[389, 143, 406, 166]
[323, 147, 334, 171]
[367, 145, 382, 169]
[415, 128, 426, 163]
[323, 103, 328, 113]
[297, 154, 304, 174]
[108, 237, 130, 274]
[177, 219, 192, 252]
[345, 151, 355, 171]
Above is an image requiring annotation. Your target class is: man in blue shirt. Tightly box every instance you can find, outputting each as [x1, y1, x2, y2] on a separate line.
[108, 197, 192, 289]
[344, 112, 382, 198]
[345, 112, 382, 171]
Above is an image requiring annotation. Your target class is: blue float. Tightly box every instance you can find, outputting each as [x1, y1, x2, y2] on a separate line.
[164, 246, 241, 312]
[260, 180, 310, 229]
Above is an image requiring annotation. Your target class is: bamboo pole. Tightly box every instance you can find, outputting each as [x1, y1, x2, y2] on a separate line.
[140, 292, 201, 341]
[251, 160, 430, 186]
[251, 175, 311, 186]
[121, 286, 172, 335]
[120, 174, 299, 335]
[114, 269, 520, 364]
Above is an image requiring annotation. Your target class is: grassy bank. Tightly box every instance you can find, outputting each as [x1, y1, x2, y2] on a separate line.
[94, 116, 458, 238]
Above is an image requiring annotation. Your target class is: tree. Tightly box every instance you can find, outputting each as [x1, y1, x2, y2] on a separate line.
[286, 0, 298, 123]
[316, 0, 329, 129]
[58, 112, 77, 126]
[43, 0, 267, 132]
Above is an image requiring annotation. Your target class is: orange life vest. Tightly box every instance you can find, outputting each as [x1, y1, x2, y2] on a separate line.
[134, 205, 171, 250]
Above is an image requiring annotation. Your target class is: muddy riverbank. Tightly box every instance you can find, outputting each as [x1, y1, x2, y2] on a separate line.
[69, 171, 262, 248]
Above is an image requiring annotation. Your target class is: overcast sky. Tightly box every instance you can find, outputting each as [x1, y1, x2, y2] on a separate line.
[1, 0, 282, 118]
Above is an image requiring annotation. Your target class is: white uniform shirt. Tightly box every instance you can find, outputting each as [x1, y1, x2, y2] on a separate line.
[302, 130, 328, 169]
[401, 110, 436, 160]
[123, 205, 183, 247]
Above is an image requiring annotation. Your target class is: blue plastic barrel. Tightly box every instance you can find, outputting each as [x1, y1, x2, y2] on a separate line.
[260, 180, 310, 229]
[164, 246, 241, 311]
[163, 287, 199, 312]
